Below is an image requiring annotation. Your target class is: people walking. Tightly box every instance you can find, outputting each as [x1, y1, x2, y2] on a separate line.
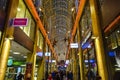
[17, 72, 24, 80]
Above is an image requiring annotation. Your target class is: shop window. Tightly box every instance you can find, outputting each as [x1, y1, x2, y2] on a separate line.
[110, 33, 117, 49]
[29, 19, 35, 41]
[16, 0, 26, 30]
[106, 26, 120, 50]
[24, 9, 35, 41]
[16, 0, 35, 41]
[16, 0, 26, 18]
[24, 9, 31, 37]
[37, 30, 43, 49]
[115, 27, 120, 46]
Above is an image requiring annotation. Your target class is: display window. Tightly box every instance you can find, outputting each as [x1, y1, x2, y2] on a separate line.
[24, 9, 32, 37]
[37, 30, 44, 49]
[83, 46, 97, 77]
[105, 25, 120, 78]
[16, 0, 35, 41]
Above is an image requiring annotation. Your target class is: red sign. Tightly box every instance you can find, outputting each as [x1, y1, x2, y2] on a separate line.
[12, 18, 28, 27]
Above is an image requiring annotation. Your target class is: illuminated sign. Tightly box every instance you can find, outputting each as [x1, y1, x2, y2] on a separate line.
[81, 31, 92, 46]
[37, 52, 43, 57]
[70, 43, 78, 48]
[45, 52, 51, 56]
[12, 18, 28, 27]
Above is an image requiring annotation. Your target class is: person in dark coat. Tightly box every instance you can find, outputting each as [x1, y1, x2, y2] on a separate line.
[86, 68, 95, 80]
[95, 73, 101, 80]
[68, 71, 73, 80]
[17, 72, 24, 80]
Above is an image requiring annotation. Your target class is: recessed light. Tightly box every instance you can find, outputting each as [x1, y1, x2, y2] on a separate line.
[23, 56, 27, 58]
[68, 31, 70, 33]
[39, 8, 42, 11]
[13, 52, 20, 54]
[71, 7, 74, 11]
[105, 37, 108, 39]
[17, 8, 21, 11]
[21, 65, 26, 66]
[9, 56, 13, 58]
[117, 30, 120, 33]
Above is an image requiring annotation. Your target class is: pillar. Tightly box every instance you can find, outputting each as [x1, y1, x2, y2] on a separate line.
[26, 50, 37, 80]
[77, 25, 84, 80]
[0, 39, 11, 80]
[72, 49, 77, 80]
[25, 25, 38, 80]
[37, 37, 46, 80]
[37, 59, 45, 80]
[89, 0, 108, 80]
[0, 0, 18, 80]
[70, 50, 73, 71]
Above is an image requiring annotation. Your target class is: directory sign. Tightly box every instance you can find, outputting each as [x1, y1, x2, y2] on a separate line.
[45, 52, 51, 56]
[70, 43, 78, 48]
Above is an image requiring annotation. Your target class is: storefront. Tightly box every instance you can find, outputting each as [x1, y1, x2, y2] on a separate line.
[105, 24, 120, 78]
[4, 0, 43, 80]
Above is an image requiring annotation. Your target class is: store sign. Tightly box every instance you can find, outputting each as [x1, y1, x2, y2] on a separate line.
[36, 52, 43, 57]
[70, 43, 78, 48]
[45, 52, 51, 56]
[7, 59, 13, 66]
[12, 18, 28, 27]
[81, 31, 92, 46]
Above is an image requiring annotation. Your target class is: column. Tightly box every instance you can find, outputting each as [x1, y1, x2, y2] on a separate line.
[37, 59, 45, 80]
[26, 53, 35, 80]
[0, 39, 11, 80]
[72, 49, 77, 80]
[0, 0, 18, 80]
[42, 38, 46, 80]
[70, 51, 73, 72]
[77, 25, 84, 80]
[25, 25, 38, 80]
[89, 0, 108, 80]
[26, 51, 37, 80]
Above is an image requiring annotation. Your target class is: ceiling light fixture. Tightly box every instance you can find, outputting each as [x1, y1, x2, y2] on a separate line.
[39, 8, 42, 11]
[13, 52, 20, 54]
[117, 30, 120, 33]
[68, 31, 70, 33]
[17, 8, 21, 11]
[105, 37, 108, 39]
[23, 56, 27, 58]
[71, 7, 74, 11]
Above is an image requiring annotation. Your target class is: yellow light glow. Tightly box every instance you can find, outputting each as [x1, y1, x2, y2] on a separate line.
[17, 8, 21, 11]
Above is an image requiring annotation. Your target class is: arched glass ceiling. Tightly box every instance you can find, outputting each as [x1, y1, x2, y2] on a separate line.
[42, 0, 74, 61]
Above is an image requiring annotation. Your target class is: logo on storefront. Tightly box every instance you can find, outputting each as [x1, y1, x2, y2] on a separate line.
[12, 18, 28, 27]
